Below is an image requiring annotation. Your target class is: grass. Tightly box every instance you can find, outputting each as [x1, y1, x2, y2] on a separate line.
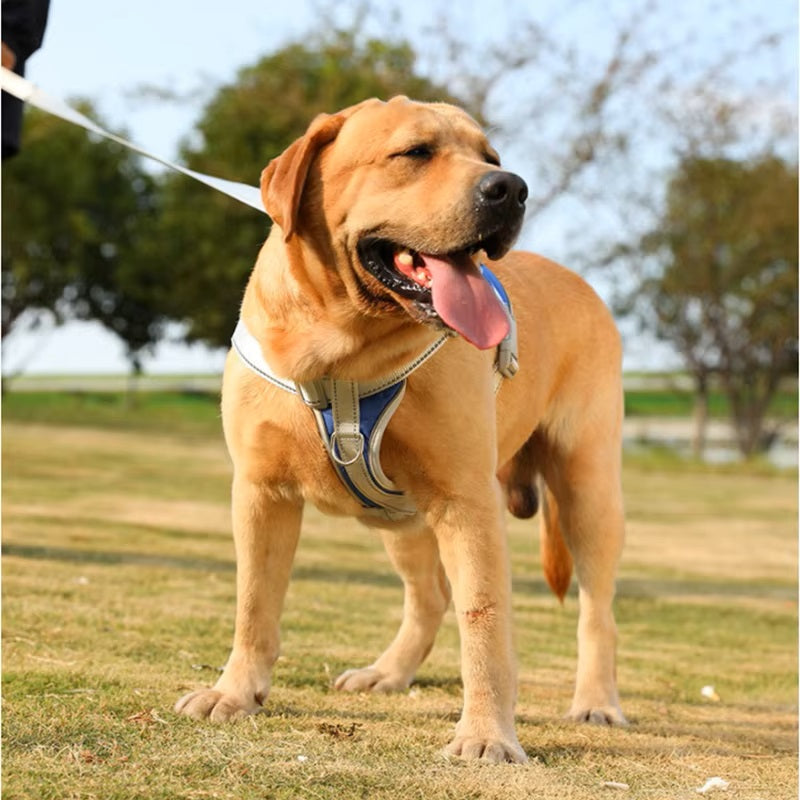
[624, 388, 798, 419]
[2, 395, 797, 799]
[1, 390, 222, 437]
[4, 381, 797, 432]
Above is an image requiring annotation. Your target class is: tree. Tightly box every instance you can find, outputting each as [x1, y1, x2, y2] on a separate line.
[2, 104, 166, 376]
[130, 2, 792, 358]
[418, 0, 793, 234]
[618, 154, 798, 457]
[150, 28, 467, 348]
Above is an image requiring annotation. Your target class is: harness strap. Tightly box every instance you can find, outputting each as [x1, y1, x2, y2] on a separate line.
[481, 265, 519, 383]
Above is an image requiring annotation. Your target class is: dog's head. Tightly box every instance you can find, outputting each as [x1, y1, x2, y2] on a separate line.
[260, 97, 527, 350]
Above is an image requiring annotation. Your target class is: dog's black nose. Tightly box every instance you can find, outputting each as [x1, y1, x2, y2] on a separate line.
[475, 171, 528, 210]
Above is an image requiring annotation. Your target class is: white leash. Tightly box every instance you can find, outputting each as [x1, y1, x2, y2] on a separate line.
[1, 66, 265, 213]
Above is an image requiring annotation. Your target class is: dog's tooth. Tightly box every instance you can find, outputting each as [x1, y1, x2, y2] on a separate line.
[397, 249, 414, 266]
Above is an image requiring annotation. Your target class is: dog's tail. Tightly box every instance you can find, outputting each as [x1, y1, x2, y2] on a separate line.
[501, 435, 573, 601]
[538, 484, 573, 602]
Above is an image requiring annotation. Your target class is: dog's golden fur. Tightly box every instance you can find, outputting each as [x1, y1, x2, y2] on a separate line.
[175, 97, 626, 763]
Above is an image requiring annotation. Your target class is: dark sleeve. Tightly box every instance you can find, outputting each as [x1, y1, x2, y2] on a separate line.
[2, 0, 51, 63]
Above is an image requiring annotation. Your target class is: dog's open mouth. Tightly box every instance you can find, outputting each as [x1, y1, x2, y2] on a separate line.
[358, 237, 510, 350]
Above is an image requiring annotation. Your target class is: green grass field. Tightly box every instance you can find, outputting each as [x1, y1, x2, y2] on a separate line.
[4, 382, 797, 428]
[2, 394, 797, 799]
[624, 388, 798, 419]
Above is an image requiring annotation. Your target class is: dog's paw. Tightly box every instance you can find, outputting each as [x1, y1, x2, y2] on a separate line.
[565, 704, 628, 726]
[333, 667, 410, 693]
[174, 689, 263, 723]
[443, 733, 528, 764]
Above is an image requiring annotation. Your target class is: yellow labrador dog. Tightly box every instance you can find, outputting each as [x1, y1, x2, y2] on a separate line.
[175, 96, 626, 763]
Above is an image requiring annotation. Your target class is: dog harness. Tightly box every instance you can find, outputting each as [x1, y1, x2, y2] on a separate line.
[231, 265, 518, 522]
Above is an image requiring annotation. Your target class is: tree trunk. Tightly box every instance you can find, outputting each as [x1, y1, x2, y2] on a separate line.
[692, 373, 709, 459]
[727, 369, 780, 459]
[125, 355, 143, 410]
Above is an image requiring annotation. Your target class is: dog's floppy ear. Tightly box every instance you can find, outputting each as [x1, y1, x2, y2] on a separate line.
[260, 108, 355, 241]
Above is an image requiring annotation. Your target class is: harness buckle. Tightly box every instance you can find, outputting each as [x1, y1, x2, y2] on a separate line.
[496, 313, 519, 379]
[297, 380, 329, 409]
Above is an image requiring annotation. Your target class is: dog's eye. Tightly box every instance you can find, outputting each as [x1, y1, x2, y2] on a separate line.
[394, 144, 434, 160]
[484, 151, 501, 166]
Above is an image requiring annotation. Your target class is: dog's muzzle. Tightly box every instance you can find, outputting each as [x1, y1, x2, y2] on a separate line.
[356, 168, 528, 349]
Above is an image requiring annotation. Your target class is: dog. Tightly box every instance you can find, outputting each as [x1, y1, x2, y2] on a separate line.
[174, 96, 626, 764]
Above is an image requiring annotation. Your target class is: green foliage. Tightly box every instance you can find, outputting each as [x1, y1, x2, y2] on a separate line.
[621, 155, 798, 455]
[152, 29, 466, 347]
[1, 105, 166, 370]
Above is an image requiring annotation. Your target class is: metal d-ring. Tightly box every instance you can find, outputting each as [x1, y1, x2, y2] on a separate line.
[329, 430, 365, 467]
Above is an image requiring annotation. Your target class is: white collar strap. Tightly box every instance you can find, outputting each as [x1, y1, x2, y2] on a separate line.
[231, 319, 449, 409]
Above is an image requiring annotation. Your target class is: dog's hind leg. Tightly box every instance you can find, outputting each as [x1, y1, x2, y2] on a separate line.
[543, 432, 627, 726]
[335, 527, 450, 692]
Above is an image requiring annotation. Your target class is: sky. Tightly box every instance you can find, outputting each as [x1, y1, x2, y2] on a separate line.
[2, 0, 796, 375]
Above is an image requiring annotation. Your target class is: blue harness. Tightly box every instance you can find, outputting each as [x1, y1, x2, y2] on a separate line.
[231, 265, 517, 521]
[320, 381, 407, 511]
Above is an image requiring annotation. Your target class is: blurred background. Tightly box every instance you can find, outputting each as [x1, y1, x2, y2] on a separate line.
[2, 0, 797, 464]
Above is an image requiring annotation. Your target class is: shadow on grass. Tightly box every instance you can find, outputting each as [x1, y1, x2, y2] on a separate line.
[1, 542, 234, 573]
[518, 712, 798, 763]
[412, 675, 463, 691]
[513, 573, 796, 601]
[1, 542, 401, 588]
[617, 576, 796, 601]
[6, 513, 231, 543]
[4, 543, 795, 601]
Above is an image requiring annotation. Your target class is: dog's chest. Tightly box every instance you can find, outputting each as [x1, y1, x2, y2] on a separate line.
[233, 402, 412, 519]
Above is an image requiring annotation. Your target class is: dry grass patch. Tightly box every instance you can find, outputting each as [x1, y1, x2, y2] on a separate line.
[2, 420, 797, 799]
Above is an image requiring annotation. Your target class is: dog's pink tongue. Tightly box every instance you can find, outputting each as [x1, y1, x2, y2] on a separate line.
[422, 253, 510, 350]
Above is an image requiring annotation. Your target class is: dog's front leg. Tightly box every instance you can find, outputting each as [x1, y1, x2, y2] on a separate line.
[175, 477, 302, 722]
[431, 486, 527, 764]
